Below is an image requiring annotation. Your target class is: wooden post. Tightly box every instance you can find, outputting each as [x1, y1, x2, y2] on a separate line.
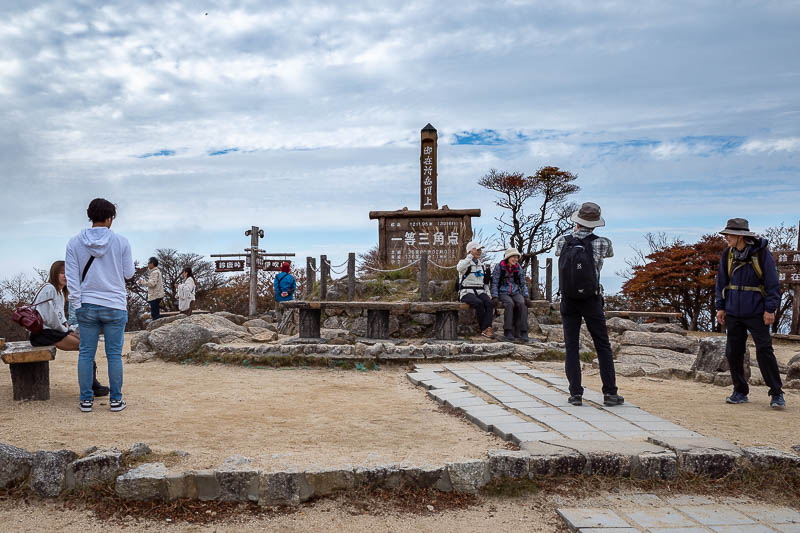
[305, 257, 316, 299]
[248, 226, 259, 316]
[530, 255, 540, 299]
[367, 310, 390, 339]
[546, 258, 553, 302]
[320, 255, 328, 301]
[433, 310, 459, 340]
[10, 362, 50, 401]
[347, 253, 356, 301]
[792, 287, 800, 336]
[420, 252, 428, 302]
[298, 309, 321, 339]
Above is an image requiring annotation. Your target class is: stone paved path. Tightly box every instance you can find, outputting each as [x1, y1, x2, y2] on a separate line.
[408, 361, 703, 445]
[557, 495, 800, 532]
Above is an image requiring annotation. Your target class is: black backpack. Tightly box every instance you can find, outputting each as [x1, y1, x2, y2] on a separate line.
[558, 235, 599, 299]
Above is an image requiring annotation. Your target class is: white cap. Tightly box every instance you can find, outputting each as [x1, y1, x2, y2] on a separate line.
[466, 241, 484, 253]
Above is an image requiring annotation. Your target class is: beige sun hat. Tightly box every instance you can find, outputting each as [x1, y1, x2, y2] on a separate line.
[503, 248, 521, 260]
[465, 240, 484, 253]
[571, 202, 606, 228]
[719, 218, 758, 238]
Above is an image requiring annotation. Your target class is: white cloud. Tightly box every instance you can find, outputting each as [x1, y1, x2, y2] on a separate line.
[739, 137, 800, 153]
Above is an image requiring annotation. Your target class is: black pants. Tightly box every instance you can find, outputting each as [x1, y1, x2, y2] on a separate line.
[149, 298, 162, 320]
[561, 294, 617, 396]
[725, 314, 783, 397]
[461, 292, 494, 331]
[499, 293, 528, 336]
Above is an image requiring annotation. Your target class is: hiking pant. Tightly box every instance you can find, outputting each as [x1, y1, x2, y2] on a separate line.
[499, 293, 528, 336]
[561, 294, 617, 397]
[148, 298, 162, 320]
[461, 292, 494, 331]
[725, 313, 783, 397]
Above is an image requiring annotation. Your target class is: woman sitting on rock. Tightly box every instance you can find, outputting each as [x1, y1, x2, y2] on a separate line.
[30, 260, 109, 396]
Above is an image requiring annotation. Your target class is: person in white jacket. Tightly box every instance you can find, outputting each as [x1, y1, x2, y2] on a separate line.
[177, 266, 196, 315]
[457, 241, 494, 338]
[30, 260, 110, 397]
[65, 198, 134, 413]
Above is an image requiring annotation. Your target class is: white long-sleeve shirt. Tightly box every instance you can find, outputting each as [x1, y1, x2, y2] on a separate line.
[177, 277, 196, 311]
[32, 283, 74, 333]
[65, 227, 134, 311]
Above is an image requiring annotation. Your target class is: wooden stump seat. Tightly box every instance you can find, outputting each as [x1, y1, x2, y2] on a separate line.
[1, 340, 57, 401]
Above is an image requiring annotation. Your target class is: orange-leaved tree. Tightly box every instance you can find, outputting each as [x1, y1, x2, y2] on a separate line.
[621, 234, 726, 331]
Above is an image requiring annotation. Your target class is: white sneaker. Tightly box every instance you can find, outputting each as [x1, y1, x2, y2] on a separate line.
[79, 400, 93, 413]
[109, 398, 127, 412]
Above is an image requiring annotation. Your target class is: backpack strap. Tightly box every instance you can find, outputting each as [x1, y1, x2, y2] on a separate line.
[723, 247, 766, 299]
[81, 256, 95, 283]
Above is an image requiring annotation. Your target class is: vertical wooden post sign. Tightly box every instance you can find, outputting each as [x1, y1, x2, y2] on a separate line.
[420, 123, 438, 211]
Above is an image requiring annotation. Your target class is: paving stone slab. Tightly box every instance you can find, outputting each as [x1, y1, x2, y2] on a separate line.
[461, 404, 510, 416]
[678, 505, 756, 526]
[624, 507, 699, 528]
[446, 397, 488, 409]
[504, 400, 546, 409]
[648, 528, 710, 533]
[737, 505, 800, 524]
[524, 442, 588, 476]
[741, 446, 800, 470]
[577, 529, 640, 533]
[427, 390, 474, 403]
[560, 432, 615, 441]
[512, 431, 563, 444]
[710, 525, 779, 533]
[517, 406, 566, 418]
[773, 524, 800, 533]
[492, 422, 548, 440]
[557, 508, 632, 529]
[665, 495, 716, 505]
[464, 413, 518, 431]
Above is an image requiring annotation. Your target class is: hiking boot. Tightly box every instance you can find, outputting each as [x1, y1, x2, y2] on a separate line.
[603, 394, 625, 406]
[481, 326, 494, 338]
[503, 330, 514, 342]
[770, 393, 786, 410]
[79, 399, 93, 413]
[109, 398, 127, 412]
[568, 395, 582, 406]
[92, 381, 110, 397]
[726, 392, 749, 404]
[516, 334, 530, 343]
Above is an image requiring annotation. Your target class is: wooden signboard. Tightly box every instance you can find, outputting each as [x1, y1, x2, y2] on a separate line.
[772, 245, 800, 335]
[370, 124, 480, 266]
[215, 260, 245, 272]
[247, 257, 291, 272]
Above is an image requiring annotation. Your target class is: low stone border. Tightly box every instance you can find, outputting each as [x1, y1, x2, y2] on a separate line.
[191, 341, 518, 365]
[2, 438, 798, 504]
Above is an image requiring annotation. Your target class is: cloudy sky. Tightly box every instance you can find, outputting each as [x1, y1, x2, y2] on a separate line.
[1, 0, 799, 293]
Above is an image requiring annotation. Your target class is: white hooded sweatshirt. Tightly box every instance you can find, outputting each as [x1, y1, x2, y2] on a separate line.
[65, 227, 135, 311]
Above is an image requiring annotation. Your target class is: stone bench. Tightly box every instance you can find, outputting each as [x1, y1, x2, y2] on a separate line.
[277, 300, 542, 341]
[0, 339, 57, 401]
[604, 311, 682, 324]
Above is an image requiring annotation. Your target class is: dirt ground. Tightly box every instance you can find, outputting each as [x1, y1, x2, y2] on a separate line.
[0, 335, 501, 471]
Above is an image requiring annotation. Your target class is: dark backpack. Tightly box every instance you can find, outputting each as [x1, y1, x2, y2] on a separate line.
[558, 235, 599, 299]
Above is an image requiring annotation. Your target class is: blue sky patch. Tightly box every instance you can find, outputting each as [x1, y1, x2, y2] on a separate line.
[208, 147, 239, 156]
[136, 149, 176, 158]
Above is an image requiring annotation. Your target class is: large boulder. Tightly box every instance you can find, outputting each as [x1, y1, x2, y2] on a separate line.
[543, 324, 592, 346]
[605, 317, 641, 334]
[0, 443, 33, 488]
[615, 346, 696, 377]
[692, 336, 750, 379]
[147, 322, 213, 359]
[30, 449, 78, 497]
[214, 311, 248, 325]
[640, 323, 687, 336]
[787, 362, 800, 381]
[130, 331, 152, 352]
[146, 314, 187, 331]
[620, 331, 698, 354]
[788, 353, 800, 367]
[65, 450, 123, 489]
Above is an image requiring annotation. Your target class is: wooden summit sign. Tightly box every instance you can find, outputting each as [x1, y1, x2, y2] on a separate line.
[370, 124, 480, 266]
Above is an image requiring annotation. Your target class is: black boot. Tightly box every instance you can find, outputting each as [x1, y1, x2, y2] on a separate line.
[92, 362, 110, 397]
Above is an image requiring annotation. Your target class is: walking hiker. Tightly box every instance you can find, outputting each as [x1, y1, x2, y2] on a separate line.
[65, 198, 134, 413]
[177, 266, 196, 315]
[457, 241, 494, 338]
[274, 262, 296, 303]
[715, 218, 785, 410]
[29, 260, 109, 397]
[491, 248, 531, 342]
[138, 257, 164, 320]
[555, 202, 623, 407]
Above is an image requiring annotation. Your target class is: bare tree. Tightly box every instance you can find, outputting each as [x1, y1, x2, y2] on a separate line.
[478, 167, 579, 267]
[762, 222, 797, 333]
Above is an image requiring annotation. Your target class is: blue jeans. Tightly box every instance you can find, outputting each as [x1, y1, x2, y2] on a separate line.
[75, 303, 127, 402]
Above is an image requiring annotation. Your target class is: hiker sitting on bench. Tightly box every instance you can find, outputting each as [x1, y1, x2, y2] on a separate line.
[491, 248, 531, 343]
[457, 241, 494, 338]
[30, 260, 109, 397]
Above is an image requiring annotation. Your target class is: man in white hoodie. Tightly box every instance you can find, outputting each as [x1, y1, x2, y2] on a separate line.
[65, 198, 135, 413]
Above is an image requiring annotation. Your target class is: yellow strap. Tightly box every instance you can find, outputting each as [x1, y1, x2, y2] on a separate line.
[723, 284, 766, 298]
